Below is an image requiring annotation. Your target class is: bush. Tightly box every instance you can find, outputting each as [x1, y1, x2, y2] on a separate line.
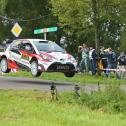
[84, 85, 126, 113]
[59, 84, 126, 113]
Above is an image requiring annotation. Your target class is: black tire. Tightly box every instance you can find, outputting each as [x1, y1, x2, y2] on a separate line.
[0, 58, 10, 73]
[30, 60, 42, 77]
[64, 72, 75, 77]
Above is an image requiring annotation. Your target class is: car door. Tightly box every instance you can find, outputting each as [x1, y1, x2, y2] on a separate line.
[19, 41, 34, 67]
[9, 40, 22, 63]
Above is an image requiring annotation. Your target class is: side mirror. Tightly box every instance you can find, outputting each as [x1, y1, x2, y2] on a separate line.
[3, 41, 6, 45]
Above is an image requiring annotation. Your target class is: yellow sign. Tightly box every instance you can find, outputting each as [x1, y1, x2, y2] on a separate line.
[11, 23, 22, 37]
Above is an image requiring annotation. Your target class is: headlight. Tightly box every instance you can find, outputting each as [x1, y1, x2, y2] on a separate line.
[68, 55, 76, 63]
[41, 54, 53, 62]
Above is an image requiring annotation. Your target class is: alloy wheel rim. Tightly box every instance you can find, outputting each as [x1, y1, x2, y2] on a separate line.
[31, 62, 38, 75]
[1, 59, 7, 72]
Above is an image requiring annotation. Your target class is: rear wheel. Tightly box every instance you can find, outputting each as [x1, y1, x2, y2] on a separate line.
[64, 72, 75, 77]
[30, 60, 42, 77]
[0, 58, 10, 73]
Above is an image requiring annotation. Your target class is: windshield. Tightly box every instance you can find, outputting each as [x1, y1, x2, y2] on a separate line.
[33, 40, 65, 53]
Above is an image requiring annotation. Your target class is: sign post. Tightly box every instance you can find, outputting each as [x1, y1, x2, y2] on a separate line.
[44, 33, 47, 40]
[34, 27, 58, 40]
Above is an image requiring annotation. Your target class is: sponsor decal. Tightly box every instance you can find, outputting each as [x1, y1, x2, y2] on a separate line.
[9, 51, 21, 61]
[21, 54, 29, 60]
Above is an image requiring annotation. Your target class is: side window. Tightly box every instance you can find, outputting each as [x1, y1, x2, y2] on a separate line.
[20, 41, 34, 53]
[10, 40, 21, 50]
[10, 40, 22, 54]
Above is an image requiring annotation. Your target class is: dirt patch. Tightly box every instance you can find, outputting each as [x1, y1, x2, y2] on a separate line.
[0, 115, 17, 121]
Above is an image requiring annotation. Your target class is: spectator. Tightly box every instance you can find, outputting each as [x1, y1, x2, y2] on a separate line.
[99, 47, 107, 73]
[76, 45, 83, 72]
[116, 52, 126, 79]
[89, 47, 97, 75]
[81, 43, 89, 73]
[106, 48, 116, 77]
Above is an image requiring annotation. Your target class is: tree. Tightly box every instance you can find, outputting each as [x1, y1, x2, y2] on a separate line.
[51, 0, 125, 54]
[0, 0, 126, 53]
[0, 0, 7, 14]
[91, 0, 124, 51]
[0, 0, 59, 42]
[51, 0, 91, 53]
[0, 0, 8, 42]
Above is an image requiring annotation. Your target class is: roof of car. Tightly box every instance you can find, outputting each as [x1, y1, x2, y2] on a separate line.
[20, 39, 48, 41]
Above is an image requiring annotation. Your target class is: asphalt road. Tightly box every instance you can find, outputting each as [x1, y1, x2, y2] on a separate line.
[0, 76, 74, 91]
[0, 76, 125, 93]
[0, 76, 106, 92]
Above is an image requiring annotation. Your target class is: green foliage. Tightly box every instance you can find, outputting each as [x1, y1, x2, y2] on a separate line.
[0, 0, 7, 14]
[51, 0, 91, 53]
[0, 0, 8, 40]
[60, 85, 126, 113]
[0, 0, 126, 52]
[120, 29, 126, 53]
[86, 85, 126, 113]
[0, 0, 60, 43]
[51, 0, 126, 53]
[51, 0, 89, 29]
[0, 90, 126, 126]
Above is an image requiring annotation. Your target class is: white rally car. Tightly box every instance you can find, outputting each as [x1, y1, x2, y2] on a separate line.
[0, 39, 77, 77]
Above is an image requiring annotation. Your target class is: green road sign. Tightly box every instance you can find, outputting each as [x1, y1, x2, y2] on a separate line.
[34, 27, 58, 34]
[47, 27, 58, 32]
[34, 29, 43, 34]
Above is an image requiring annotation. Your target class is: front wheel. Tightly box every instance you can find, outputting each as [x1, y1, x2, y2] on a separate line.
[64, 72, 75, 77]
[30, 60, 42, 77]
[0, 58, 10, 73]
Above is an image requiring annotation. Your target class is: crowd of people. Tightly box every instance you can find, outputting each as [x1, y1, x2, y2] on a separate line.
[76, 43, 126, 79]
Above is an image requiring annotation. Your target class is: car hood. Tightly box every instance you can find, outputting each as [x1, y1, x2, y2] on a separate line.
[41, 51, 73, 61]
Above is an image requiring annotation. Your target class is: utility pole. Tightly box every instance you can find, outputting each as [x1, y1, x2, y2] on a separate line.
[92, 0, 101, 75]
[92, 0, 100, 55]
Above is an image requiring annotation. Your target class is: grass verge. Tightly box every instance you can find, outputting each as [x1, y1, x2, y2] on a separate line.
[0, 89, 126, 126]
[2, 71, 126, 84]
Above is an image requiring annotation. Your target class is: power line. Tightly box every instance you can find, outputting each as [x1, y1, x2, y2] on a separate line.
[0, 13, 53, 22]
[0, 15, 13, 21]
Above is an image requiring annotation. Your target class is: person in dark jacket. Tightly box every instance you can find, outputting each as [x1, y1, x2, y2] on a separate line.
[89, 47, 97, 75]
[116, 52, 126, 79]
[106, 48, 116, 77]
